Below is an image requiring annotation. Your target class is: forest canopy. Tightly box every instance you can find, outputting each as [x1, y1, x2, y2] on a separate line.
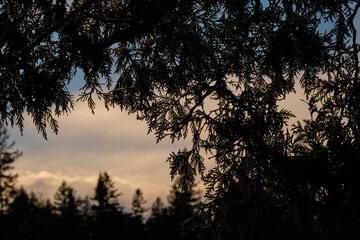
[1, 0, 360, 239]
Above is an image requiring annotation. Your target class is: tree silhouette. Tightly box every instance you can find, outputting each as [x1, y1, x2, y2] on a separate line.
[9, 187, 36, 215]
[6, 187, 39, 239]
[91, 171, 126, 239]
[0, 0, 178, 138]
[149, 197, 166, 220]
[167, 178, 201, 240]
[1, 1, 360, 239]
[131, 188, 147, 218]
[168, 179, 200, 222]
[92, 172, 121, 215]
[53, 181, 82, 239]
[107, 2, 360, 238]
[54, 180, 77, 217]
[147, 197, 169, 240]
[129, 188, 147, 239]
[0, 125, 21, 214]
[7, 188, 57, 240]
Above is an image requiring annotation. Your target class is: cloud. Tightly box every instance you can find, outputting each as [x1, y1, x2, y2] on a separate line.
[7, 78, 307, 210]
[15, 166, 187, 211]
[8, 99, 192, 210]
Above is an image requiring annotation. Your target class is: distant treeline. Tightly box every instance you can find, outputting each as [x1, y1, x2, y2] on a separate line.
[0, 171, 212, 240]
[0, 125, 213, 240]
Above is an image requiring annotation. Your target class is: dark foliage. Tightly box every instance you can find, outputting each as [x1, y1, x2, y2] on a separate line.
[1, 0, 360, 239]
[0, 124, 21, 214]
[0, 163, 204, 239]
[91, 171, 127, 239]
[92, 172, 121, 214]
[53, 181, 82, 239]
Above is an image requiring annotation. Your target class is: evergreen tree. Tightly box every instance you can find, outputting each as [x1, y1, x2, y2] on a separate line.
[7, 188, 57, 240]
[150, 197, 166, 219]
[130, 188, 147, 239]
[167, 179, 201, 240]
[76, 196, 93, 240]
[0, 124, 21, 214]
[131, 188, 147, 219]
[92, 172, 121, 215]
[6, 187, 37, 239]
[168, 179, 200, 222]
[54, 180, 77, 217]
[0, 0, 178, 138]
[92, 172, 126, 240]
[9, 187, 34, 215]
[1, 1, 360, 239]
[53, 181, 81, 239]
[147, 197, 170, 240]
[106, 2, 360, 238]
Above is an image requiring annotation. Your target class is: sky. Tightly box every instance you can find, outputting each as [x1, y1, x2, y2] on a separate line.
[8, 69, 196, 209]
[6, 4, 359, 211]
[9, 95, 192, 209]
[7, 76, 308, 211]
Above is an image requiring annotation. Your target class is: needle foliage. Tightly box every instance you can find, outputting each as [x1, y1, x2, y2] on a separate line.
[1, 1, 360, 238]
